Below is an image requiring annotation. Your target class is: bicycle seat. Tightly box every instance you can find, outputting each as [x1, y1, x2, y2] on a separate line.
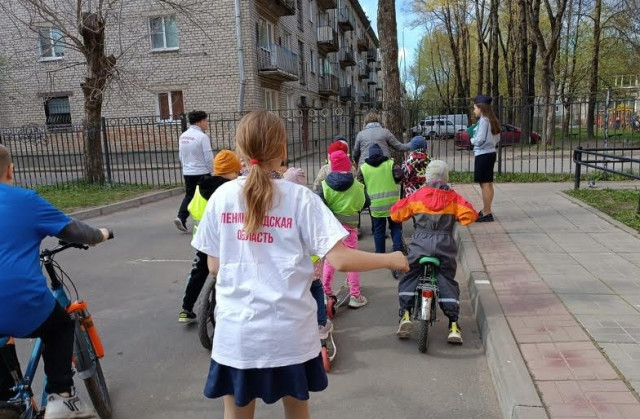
[419, 256, 440, 267]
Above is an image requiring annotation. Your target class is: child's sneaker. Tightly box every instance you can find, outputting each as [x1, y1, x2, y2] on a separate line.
[318, 319, 334, 339]
[348, 294, 367, 308]
[396, 309, 413, 339]
[44, 388, 96, 419]
[448, 322, 463, 344]
[178, 309, 197, 324]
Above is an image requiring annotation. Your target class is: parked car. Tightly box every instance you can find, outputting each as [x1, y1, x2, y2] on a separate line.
[411, 118, 466, 139]
[454, 124, 541, 149]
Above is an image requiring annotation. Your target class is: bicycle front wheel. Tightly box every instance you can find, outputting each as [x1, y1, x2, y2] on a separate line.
[74, 324, 112, 419]
[197, 279, 216, 351]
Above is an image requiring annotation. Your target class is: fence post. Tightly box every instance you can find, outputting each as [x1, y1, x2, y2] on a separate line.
[180, 113, 188, 133]
[348, 100, 355, 148]
[497, 96, 503, 175]
[101, 117, 112, 186]
[573, 146, 582, 189]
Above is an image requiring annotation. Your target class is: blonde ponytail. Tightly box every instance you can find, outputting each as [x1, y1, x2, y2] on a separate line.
[235, 111, 287, 234]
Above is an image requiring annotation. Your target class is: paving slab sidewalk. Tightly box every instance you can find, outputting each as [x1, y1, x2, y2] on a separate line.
[458, 181, 640, 419]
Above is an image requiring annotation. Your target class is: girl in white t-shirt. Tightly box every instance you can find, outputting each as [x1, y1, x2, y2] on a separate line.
[192, 111, 408, 419]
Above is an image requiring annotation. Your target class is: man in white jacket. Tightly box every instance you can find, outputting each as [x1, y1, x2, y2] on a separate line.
[174, 111, 213, 232]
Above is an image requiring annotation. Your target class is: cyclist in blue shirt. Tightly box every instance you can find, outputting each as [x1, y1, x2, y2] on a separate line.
[0, 145, 110, 419]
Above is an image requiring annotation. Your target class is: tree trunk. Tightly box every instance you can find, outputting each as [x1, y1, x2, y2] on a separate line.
[527, 0, 540, 134]
[489, 0, 500, 101]
[378, 0, 404, 147]
[519, 0, 530, 137]
[79, 12, 113, 184]
[475, 0, 485, 95]
[587, 0, 602, 139]
[541, 58, 557, 147]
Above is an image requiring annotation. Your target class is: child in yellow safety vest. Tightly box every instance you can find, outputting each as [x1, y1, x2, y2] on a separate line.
[178, 150, 241, 324]
[359, 143, 404, 278]
[318, 151, 369, 308]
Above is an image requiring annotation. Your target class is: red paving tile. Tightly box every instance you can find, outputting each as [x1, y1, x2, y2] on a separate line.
[521, 343, 618, 381]
[494, 281, 552, 295]
[507, 315, 590, 343]
[539, 381, 640, 418]
[499, 294, 571, 316]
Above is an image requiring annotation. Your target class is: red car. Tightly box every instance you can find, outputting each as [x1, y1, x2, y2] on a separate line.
[454, 124, 542, 150]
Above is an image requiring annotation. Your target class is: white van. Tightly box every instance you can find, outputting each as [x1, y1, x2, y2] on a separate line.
[426, 114, 469, 127]
[411, 118, 466, 139]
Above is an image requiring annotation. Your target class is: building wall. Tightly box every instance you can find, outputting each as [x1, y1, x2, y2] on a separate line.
[0, 0, 379, 127]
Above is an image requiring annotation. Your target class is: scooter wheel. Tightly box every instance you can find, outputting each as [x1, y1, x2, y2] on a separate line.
[321, 347, 331, 372]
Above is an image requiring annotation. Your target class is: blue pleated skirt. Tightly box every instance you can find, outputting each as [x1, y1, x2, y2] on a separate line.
[203, 354, 328, 407]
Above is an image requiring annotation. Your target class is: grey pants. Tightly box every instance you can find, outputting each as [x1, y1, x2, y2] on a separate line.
[398, 232, 460, 323]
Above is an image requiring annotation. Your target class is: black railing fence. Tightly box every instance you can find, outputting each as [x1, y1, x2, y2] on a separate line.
[1, 97, 639, 188]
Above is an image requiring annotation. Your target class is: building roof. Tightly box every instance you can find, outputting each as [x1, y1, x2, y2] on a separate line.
[349, 0, 379, 47]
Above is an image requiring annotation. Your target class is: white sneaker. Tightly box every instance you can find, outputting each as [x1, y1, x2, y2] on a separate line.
[348, 294, 368, 309]
[44, 389, 96, 419]
[318, 319, 334, 339]
[173, 217, 188, 232]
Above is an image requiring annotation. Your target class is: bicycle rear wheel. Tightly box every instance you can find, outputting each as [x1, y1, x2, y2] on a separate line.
[197, 279, 216, 351]
[74, 323, 111, 419]
[418, 319, 430, 353]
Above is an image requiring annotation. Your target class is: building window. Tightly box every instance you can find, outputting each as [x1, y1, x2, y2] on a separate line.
[282, 31, 292, 50]
[156, 91, 184, 121]
[149, 16, 179, 51]
[44, 97, 71, 126]
[38, 28, 64, 60]
[297, 0, 304, 30]
[258, 18, 274, 49]
[309, 0, 314, 23]
[264, 89, 279, 111]
[310, 49, 315, 73]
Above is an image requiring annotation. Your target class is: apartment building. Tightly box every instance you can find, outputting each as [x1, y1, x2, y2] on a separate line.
[0, 0, 381, 128]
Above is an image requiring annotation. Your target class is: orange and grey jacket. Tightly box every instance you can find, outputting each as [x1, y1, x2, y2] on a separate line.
[390, 183, 477, 232]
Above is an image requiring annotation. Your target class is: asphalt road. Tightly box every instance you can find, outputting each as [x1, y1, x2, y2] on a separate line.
[19, 196, 500, 419]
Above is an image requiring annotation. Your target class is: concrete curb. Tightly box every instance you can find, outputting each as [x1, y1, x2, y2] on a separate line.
[69, 187, 184, 220]
[456, 226, 548, 419]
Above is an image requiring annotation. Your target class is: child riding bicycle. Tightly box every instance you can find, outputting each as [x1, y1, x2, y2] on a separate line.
[390, 160, 477, 344]
[0, 145, 110, 419]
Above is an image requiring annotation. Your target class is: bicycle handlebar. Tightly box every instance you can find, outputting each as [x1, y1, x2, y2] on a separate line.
[40, 230, 114, 258]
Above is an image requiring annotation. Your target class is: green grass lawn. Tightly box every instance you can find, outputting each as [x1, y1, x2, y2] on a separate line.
[449, 171, 633, 184]
[36, 183, 178, 213]
[565, 188, 640, 233]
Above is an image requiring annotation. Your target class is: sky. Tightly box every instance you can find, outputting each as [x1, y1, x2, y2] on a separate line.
[358, 0, 423, 76]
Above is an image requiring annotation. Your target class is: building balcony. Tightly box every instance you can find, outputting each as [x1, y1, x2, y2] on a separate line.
[357, 63, 370, 80]
[257, 43, 299, 82]
[368, 71, 378, 85]
[374, 60, 382, 71]
[357, 36, 370, 52]
[358, 93, 371, 104]
[317, 0, 337, 11]
[256, 0, 295, 17]
[338, 46, 356, 67]
[318, 74, 340, 96]
[367, 48, 377, 62]
[337, 8, 354, 32]
[317, 26, 339, 55]
[340, 85, 355, 101]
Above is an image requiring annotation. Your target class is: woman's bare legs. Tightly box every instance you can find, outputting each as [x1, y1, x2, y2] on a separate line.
[223, 396, 256, 419]
[283, 396, 310, 419]
[480, 182, 494, 215]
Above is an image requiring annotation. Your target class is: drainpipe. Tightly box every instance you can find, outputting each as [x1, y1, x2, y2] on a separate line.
[234, 0, 246, 113]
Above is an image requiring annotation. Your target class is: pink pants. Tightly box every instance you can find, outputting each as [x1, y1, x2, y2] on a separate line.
[323, 225, 360, 297]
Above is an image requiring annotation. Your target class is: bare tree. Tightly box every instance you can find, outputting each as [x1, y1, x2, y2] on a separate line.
[524, 0, 570, 145]
[378, 0, 405, 143]
[586, 0, 602, 139]
[0, 0, 209, 184]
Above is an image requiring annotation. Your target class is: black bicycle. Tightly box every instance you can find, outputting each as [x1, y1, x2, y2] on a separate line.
[413, 256, 440, 353]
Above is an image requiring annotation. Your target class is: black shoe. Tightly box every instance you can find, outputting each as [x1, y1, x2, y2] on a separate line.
[178, 309, 197, 323]
[476, 213, 494, 222]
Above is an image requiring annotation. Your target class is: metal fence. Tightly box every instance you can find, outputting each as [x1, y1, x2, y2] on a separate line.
[1, 97, 639, 188]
